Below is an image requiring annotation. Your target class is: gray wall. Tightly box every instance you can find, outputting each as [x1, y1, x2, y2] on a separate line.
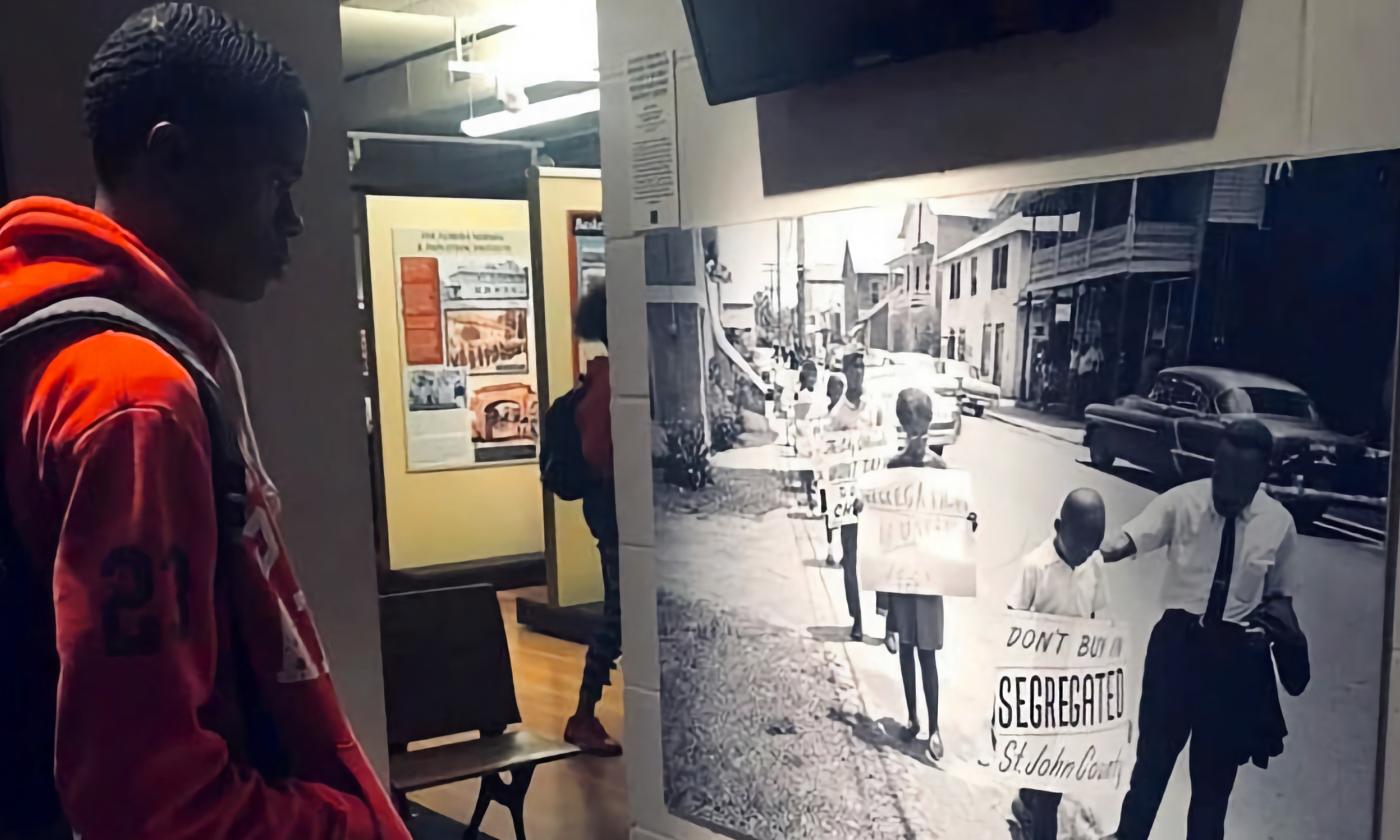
[0, 1, 390, 777]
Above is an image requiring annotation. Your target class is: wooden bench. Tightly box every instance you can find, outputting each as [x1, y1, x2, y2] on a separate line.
[380, 583, 581, 839]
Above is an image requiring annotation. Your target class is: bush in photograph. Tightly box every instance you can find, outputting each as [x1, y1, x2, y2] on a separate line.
[663, 421, 714, 490]
[710, 402, 742, 452]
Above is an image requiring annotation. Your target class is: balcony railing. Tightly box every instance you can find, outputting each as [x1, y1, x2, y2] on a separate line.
[1030, 221, 1199, 283]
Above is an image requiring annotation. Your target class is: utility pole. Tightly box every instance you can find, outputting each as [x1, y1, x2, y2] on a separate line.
[796, 216, 807, 356]
[775, 221, 783, 347]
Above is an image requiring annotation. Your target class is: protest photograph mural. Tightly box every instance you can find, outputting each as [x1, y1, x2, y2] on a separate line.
[647, 148, 1398, 840]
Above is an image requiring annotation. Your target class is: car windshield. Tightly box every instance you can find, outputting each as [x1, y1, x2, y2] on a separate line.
[1217, 387, 1317, 420]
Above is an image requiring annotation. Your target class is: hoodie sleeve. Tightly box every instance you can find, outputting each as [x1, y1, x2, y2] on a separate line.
[38, 337, 380, 839]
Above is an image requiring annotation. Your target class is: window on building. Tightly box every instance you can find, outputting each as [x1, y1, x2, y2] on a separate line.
[869, 279, 882, 307]
[970, 257, 978, 296]
[913, 265, 921, 292]
[981, 323, 992, 374]
[949, 262, 961, 299]
[957, 328, 967, 361]
[946, 333, 956, 358]
[992, 244, 1010, 290]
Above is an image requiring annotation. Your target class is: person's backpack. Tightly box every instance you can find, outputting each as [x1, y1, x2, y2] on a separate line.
[0, 297, 268, 837]
[539, 383, 595, 502]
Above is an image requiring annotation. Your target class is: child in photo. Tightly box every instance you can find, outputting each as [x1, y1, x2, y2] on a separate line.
[1005, 488, 1110, 840]
[792, 360, 821, 513]
[821, 372, 846, 566]
[875, 387, 977, 763]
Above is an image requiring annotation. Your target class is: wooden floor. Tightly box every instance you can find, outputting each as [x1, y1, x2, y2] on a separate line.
[408, 587, 629, 839]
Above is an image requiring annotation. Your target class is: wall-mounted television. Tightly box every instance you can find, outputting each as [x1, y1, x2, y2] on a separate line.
[680, 0, 1113, 105]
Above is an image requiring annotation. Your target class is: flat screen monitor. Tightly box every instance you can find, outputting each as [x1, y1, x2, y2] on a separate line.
[680, 0, 1113, 105]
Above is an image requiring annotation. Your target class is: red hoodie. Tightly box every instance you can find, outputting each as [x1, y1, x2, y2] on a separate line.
[0, 197, 409, 840]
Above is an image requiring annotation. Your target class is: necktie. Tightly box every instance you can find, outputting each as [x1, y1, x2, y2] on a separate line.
[1203, 515, 1237, 626]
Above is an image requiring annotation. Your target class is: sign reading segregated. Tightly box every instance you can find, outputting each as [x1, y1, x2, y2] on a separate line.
[988, 611, 1134, 795]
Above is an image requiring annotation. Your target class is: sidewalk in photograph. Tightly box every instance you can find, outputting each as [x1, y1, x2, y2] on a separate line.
[985, 404, 1086, 447]
[655, 414, 1383, 840]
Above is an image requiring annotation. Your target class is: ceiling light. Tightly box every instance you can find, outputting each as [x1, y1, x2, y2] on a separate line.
[460, 89, 600, 137]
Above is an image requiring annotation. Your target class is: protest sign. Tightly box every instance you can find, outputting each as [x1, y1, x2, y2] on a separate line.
[988, 611, 1133, 796]
[857, 467, 976, 596]
[815, 428, 892, 528]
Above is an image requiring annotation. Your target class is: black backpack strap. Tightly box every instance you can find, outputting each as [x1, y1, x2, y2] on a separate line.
[0, 296, 247, 534]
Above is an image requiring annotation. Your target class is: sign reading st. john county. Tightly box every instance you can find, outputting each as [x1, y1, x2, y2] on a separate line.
[815, 428, 894, 529]
[988, 611, 1133, 796]
[857, 467, 976, 596]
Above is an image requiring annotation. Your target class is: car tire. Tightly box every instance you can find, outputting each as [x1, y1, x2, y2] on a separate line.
[973, 404, 985, 418]
[1088, 431, 1115, 470]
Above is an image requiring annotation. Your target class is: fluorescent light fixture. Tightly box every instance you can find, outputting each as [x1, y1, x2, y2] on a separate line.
[460, 89, 600, 137]
[448, 58, 599, 85]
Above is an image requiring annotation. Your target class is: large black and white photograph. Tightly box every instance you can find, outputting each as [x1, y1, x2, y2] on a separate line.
[647, 149, 1398, 840]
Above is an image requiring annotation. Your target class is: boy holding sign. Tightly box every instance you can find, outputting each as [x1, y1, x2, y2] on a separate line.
[1005, 489, 1110, 840]
[825, 352, 883, 640]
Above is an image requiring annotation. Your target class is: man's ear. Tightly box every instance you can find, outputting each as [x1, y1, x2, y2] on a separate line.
[1053, 517, 1063, 536]
[144, 121, 191, 175]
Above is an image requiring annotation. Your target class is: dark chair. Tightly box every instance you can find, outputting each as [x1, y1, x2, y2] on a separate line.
[380, 584, 580, 839]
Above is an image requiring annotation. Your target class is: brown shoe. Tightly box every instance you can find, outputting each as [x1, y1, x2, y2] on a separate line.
[565, 714, 623, 757]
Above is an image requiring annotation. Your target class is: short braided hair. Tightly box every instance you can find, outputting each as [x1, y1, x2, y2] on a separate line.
[84, 3, 308, 183]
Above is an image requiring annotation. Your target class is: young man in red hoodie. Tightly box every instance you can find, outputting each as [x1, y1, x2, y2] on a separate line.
[564, 284, 623, 757]
[0, 5, 408, 838]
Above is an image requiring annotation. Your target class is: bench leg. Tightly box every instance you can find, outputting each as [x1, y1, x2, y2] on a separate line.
[505, 765, 536, 840]
[461, 766, 538, 840]
[464, 774, 502, 839]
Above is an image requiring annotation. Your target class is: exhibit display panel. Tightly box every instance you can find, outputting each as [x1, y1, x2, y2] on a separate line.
[644, 154, 1398, 840]
[533, 168, 609, 607]
[366, 195, 545, 568]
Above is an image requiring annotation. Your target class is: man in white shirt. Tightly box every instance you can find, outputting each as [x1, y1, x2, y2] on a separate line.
[1007, 488, 1110, 840]
[1100, 420, 1299, 840]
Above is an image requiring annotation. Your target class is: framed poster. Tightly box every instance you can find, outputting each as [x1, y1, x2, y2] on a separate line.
[568, 211, 607, 381]
[392, 228, 540, 470]
[648, 149, 1399, 840]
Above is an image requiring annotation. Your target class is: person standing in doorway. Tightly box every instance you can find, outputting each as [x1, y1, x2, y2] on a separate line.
[826, 350, 882, 640]
[1101, 420, 1299, 840]
[1007, 489, 1110, 840]
[0, 5, 408, 838]
[565, 284, 624, 757]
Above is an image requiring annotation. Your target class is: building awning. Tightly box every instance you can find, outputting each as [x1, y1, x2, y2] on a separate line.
[1020, 274, 1085, 299]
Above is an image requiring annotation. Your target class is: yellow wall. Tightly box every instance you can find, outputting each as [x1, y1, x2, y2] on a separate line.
[365, 195, 544, 569]
[536, 172, 606, 606]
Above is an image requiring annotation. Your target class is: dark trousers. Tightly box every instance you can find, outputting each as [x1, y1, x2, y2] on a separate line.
[1116, 611, 1244, 840]
[839, 522, 860, 624]
[1017, 789, 1062, 840]
[580, 483, 621, 705]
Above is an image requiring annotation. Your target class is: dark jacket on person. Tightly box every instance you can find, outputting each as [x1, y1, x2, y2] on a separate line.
[576, 356, 617, 545]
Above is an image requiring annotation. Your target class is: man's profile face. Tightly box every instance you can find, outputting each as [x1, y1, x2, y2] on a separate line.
[1212, 439, 1270, 517]
[173, 109, 309, 302]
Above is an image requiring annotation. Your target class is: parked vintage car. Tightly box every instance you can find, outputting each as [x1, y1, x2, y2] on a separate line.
[864, 350, 962, 451]
[1083, 366, 1370, 525]
[926, 357, 1002, 416]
